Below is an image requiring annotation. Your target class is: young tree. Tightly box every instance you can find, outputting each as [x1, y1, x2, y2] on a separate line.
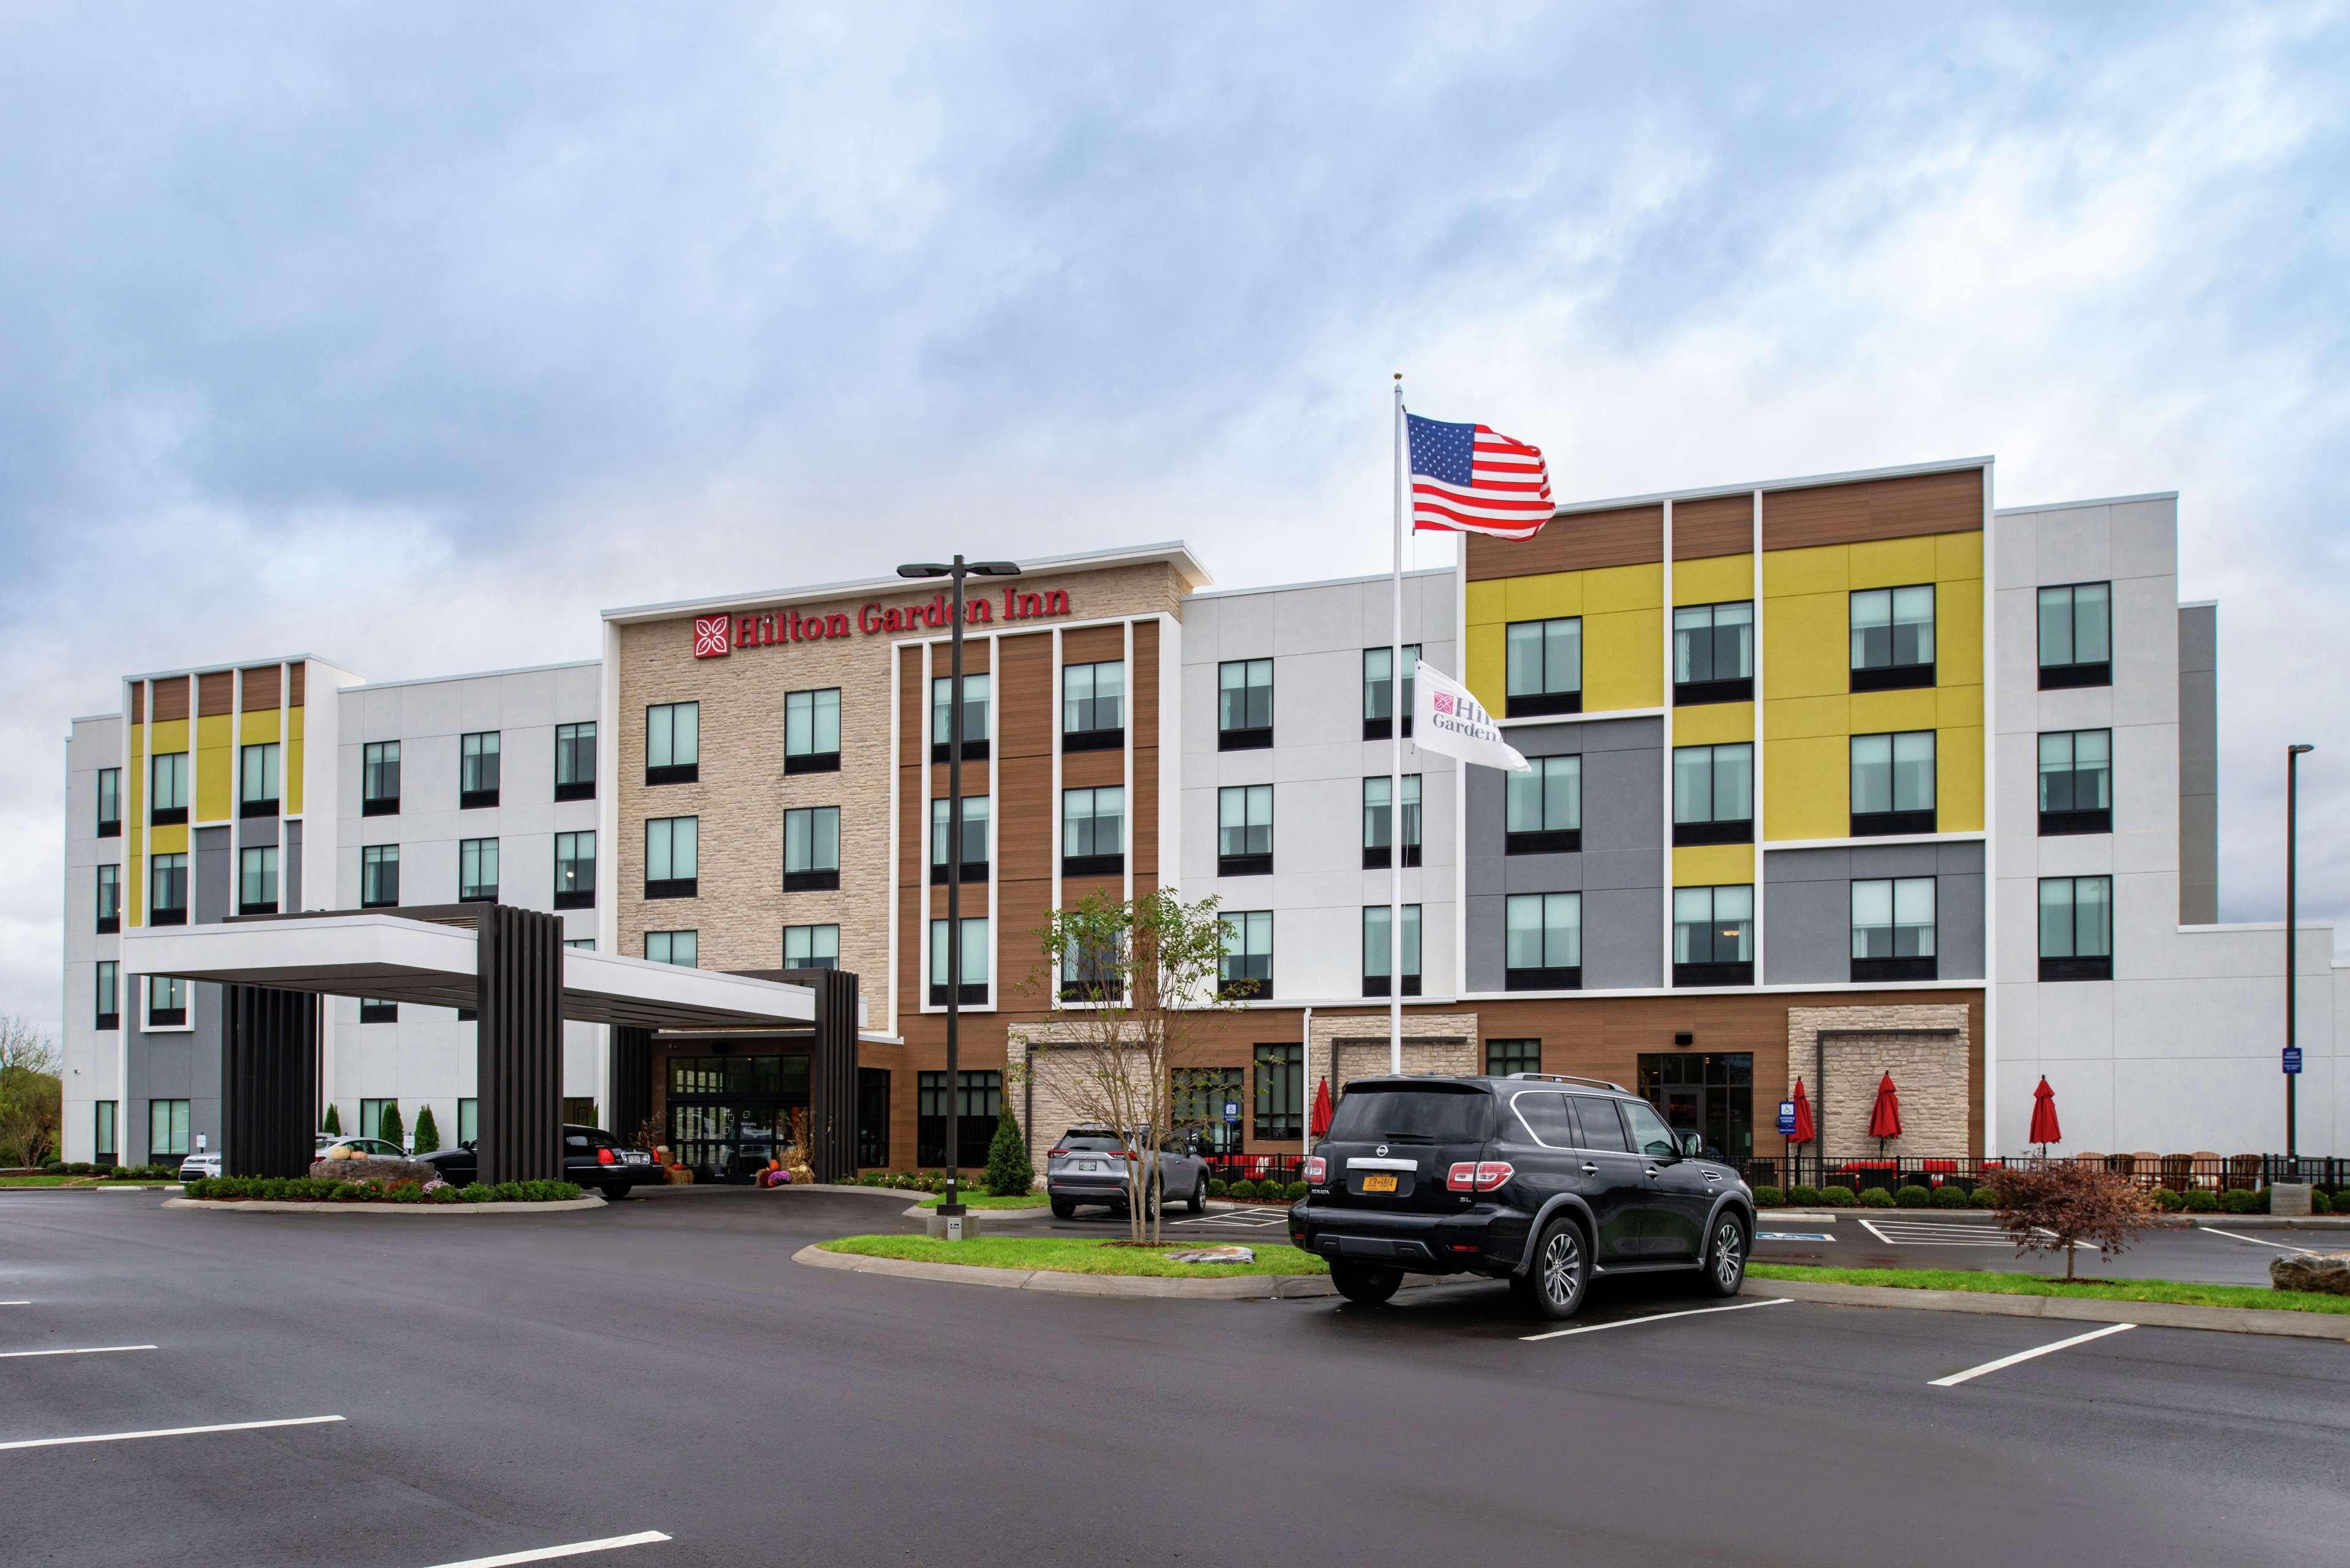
[410, 1103, 441, 1154]
[378, 1101, 405, 1151]
[1030, 888, 1243, 1244]
[1991, 1162, 2155, 1280]
[321, 1102, 343, 1137]
[0, 1016, 62, 1169]
[984, 1102, 1033, 1197]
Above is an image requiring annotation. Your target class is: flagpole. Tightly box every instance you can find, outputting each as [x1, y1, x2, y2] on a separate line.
[1390, 373, 1405, 1076]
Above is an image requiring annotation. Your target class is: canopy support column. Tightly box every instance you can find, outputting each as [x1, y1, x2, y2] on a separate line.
[794, 968, 859, 1182]
[609, 1026, 654, 1150]
[221, 985, 319, 1179]
[477, 904, 563, 1184]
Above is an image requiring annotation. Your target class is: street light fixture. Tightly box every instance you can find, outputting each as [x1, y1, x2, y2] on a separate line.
[896, 554, 1021, 1228]
[2285, 743, 2315, 1165]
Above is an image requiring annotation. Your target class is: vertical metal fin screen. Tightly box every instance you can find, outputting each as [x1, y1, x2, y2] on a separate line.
[477, 903, 564, 1183]
[788, 966, 860, 1183]
[221, 985, 319, 1178]
[610, 1026, 654, 1150]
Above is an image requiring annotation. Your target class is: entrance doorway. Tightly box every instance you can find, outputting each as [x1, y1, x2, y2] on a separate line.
[665, 1053, 810, 1181]
[1636, 1052, 1753, 1161]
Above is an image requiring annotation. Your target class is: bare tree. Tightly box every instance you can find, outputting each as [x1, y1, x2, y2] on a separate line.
[0, 1015, 62, 1170]
[1990, 1161, 2155, 1281]
[1029, 889, 1244, 1244]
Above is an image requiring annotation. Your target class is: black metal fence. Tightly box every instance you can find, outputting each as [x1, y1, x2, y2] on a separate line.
[1206, 1152, 1306, 1191]
[1731, 1152, 2349, 1195]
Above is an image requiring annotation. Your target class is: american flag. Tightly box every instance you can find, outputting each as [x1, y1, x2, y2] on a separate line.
[1407, 412, 1552, 540]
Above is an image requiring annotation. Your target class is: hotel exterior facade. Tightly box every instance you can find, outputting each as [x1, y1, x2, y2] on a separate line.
[58, 457, 2346, 1174]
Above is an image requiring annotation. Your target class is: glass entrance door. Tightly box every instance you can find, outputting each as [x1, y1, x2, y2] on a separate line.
[665, 1053, 810, 1181]
[1636, 1052, 1753, 1160]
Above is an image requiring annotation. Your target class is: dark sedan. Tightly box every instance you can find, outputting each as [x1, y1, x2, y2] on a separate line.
[419, 1124, 658, 1200]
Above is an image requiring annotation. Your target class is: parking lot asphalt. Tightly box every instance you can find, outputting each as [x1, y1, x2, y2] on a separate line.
[1752, 1212, 2326, 1284]
[4, 1185, 2346, 1568]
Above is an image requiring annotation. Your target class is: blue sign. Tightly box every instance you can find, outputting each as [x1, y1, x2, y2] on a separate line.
[1776, 1100, 1797, 1135]
[1224, 1100, 1241, 1121]
[2284, 1047, 2303, 1075]
[1758, 1231, 1834, 1242]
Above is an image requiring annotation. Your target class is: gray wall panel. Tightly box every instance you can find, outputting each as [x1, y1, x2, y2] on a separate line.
[1584, 886, 1663, 988]
[1764, 841, 1985, 985]
[195, 826, 231, 924]
[285, 819, 304, 912]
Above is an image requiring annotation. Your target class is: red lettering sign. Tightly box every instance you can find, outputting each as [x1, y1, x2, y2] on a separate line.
[692, 589, 1074, 654]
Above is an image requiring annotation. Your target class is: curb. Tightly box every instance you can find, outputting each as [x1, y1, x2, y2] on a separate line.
[163, 1195, 607, 1215]
[1757, 1209, 2350, 1231]
[794, 1242, 1451, 1301]
[1746, 1277, 2350, 1341]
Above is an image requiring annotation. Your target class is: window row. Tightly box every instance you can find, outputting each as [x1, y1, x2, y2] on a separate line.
[132, 744, 281, 828]
[359, 725, 597, 816]
[1215, 647, 1426, 752]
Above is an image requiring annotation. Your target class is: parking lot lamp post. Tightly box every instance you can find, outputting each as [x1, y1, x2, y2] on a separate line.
[2286, 744, 2314, 1166]
[897, 555, 1022, 1225]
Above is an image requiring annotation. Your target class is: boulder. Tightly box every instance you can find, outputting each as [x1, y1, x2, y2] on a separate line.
[2269, 1252, 2350, 1296]
[308, 1155, 440, 1185]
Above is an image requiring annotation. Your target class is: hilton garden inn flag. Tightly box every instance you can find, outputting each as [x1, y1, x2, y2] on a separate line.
[1413, 660, 1529, 772]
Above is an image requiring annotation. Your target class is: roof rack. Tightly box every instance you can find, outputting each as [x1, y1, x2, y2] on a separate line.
[1505, 1072, 1628, 1093]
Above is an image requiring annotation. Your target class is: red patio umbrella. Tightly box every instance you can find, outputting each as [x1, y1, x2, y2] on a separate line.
[1309, 1078, 1333, 1139]
[2029, 1076, 2062, 1152]
[1867, 1072, 1903, 1154]
[1788, 1078, 1816, 1189]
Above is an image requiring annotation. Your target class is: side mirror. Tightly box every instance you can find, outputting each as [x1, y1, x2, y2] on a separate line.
[1677, 1131, 1704, 1159]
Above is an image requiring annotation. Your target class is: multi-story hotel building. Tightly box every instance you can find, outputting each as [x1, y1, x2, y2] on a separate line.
[58, 457, 2344, 1174]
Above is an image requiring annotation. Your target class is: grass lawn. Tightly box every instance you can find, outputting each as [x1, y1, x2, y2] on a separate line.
[0, 1175, 179, 1189]
[1750, 1263, 2350, 1315]
[819, 1234, 1328, 1278]
[913, 1193, 1051, 1210]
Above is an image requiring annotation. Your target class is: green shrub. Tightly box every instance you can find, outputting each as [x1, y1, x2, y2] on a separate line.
[410, 1105, 441, 1155]
[321, 1103, 342, 1137]
[1857, 1188, 1895, 1208]
[1969, 1185, 1997, 1208]
[2313, 1190, 2334, 1215]
[1284, 1180, 1309, 1201]
[983, 1104, 1033, 1197]
[1206, 1178, 1229, 1198]
[387, 1181, 425, 1204]
[2150, 1188, 2185, 1211]
[1893, 1185, 1931, 1208]
[1931, 1184, 1970, 1208]
[1229, 1179, 1259, 1201]
[1752, 1185, 1785, 1208]
[377, 1102, 405, 1150]
[1819, 1185, 1856, 1208]
[1786, 1184, 1822, 1207]
[2183, 1188, 2219, 1212]
[328, 1181, 363, 1200]
[2221, 1188, 2261, 1214]
[42, 1158, 64, 1171]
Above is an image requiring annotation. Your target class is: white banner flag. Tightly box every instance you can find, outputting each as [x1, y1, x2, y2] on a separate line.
[1413, 660, 1529, 772]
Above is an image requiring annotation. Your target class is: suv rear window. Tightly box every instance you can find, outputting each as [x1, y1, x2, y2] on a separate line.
[1058, 1132, 1124, 1152]
[1325, 1087, 1494, 1144]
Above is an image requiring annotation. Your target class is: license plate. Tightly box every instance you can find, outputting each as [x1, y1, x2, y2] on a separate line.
[1361, 1173, 1398, 1193]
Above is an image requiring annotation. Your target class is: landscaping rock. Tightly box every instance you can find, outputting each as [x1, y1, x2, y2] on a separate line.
[1164, 1245, 1255, 1264]
[308, 1155, 438, 1185]
[2269, 1252, 2350, 1295]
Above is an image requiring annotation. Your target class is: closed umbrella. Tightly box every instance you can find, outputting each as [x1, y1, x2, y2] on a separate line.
[1309, 1078, 1333, 1139]
[1789, 1078, 1816, 1187]
[2029, 1076, 2062, 1154]
[1867, 1072, 1903, 1156]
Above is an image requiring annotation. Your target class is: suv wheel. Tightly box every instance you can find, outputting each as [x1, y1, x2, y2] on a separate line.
[1050, 1198, 1076, 1219]
[1699, 1213, 1748, 1297]
[1515, 1215, 1589, 1321]
[1188, 1176, 1207, 1214]
[1329, 1259, 1403, 1307]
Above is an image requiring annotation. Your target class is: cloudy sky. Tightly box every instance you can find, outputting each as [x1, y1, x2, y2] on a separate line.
[3, 4, 2346, 1040]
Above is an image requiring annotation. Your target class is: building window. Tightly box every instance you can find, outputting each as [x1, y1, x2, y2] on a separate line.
[95, 864, 121, 934]
[1506, 755, 1582, 854]
[1361, 774, 1424, 868]
[782, 806, 838, 892]
[457, 1099, 477, 1147]
[2038, 581, 2112, 689]
[1363, 644, 1421, 739]
[1638, 1051, 1754, 1162]
[361, 844, 400, 908]
[929, 796, 990, 884]
[95, 961, 119, 1031]
[1849, 585, 1936, 691]
[147, 976, 188, 1028]
[1217, 785, 1273, 876]
[646, 930, 697, 967]
[1061, 786, 1124, 876]
[1850, 731, 1936, 836]
[785, 689, 841, 774]
[856, 1067, 891, 1168]
[359, 999, 397, 1023]
[1361, 903, 1423, 998]
[149, 1099, 190, 1159]
[646, 703, 700, 786]
[96, 767, 122, 837]
[2038, 729, 2112, 836]
[238, 742, 280, 818]
[564, 938, 595, 952]
[1219, 911, 1273, 1000]
[1504, 892, 1582, 990]
[1060, 931, 1121, 1003]
[1672, 743, 1754, 846]
[784, 924, 839, 971]
[2039, 875, 2113, 981]
[148, 853, 189, 927]
[238, 845, 278, 915]
[150, 752, 189, 826]
[555, 722, 596, 801]
[458, 837, 500, 903]
[359, 1099, 397, 1146]
[362, 741, 400, 816]
[1852, 877, 1936, 982]
[1063, 661, 1124, 751]
[1217, 659, 1273, 750]
[1173, 1067, 1245, 1155]
[916, 1070, 1000, 1168]
[645, 816, 698, 899]
[460, 731, 501, 808]
[1486, 1038, 1540, 1077]
[1505, 617, 1582, 717]
[1673, 602, 1754, 705]
[1672, 884, 1754, 986]
[554, 831, 596, 909]
[1252, 1043, 1301, 1141]
[95, 1100, 116, 1160]
[930, 673, 990, 761]
[927, 917, 989, 1006]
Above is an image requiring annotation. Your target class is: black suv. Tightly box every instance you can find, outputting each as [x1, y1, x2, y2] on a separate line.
[1286, 1073, 1754, 1320]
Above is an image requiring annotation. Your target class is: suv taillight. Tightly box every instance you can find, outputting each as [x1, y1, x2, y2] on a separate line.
[1445, 1161, 1514, 1193]
[597, 1147, 615, 1165]
[1047, 1148, 1068, 1158]
[1301, 1156, 1327, 1184]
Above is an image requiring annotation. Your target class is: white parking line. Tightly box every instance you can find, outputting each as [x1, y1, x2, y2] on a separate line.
[421, 1531, 672, 1567]
[0, 1345, 155, 1359]
[0, 1301, 29, 1307]
[1858, 1218, 2011, 1247]
[0, 1414, 343, 1452]
[1522, 1297, 1791, 1342]
[2201, 1226, 2318, 1254]
[1929, 1322, 2136, 1387]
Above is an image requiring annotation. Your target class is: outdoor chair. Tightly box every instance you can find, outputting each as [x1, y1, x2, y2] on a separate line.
[2228, 1154, 2263, 1192]
[2159, 1154, 2194, 1192]
[2190, 1152, 2223, 1190]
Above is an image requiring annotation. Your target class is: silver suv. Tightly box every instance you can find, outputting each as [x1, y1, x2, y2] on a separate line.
[1046, 1126, 1212, 1219]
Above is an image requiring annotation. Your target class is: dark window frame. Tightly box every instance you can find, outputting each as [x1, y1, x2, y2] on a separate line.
[1672, 600, 1755, 706]
[96, 767, 122, 838]
[1219, 910, 1273, 1001]
[457, 836, 499, 905]
[1360, 902, 1423, 998]
[95, 961, 119, 1031]
[782, 805, 839, 893]
[1505, 755, 1581, 856]
[1362, 643, 1421, 739]
[148, 853, 189, 927]
[359, 999, 397, 1024]
[149, 752, 189, 827]
[1216, 659, 1273, 751]
[1847, 583, 1937, 692]
[553, 829, 596, 909]
[362, 741, 400, 816]
[785, 688, 842, 775]
[1252, 1043, 1302, 1141]
[783, 923, 840, 971]
[2037, 874, 2114, 981]
[645, 703, 700, 787]
[1672, 884, 1754, 988]
[645, 815, 699, 900]
[1505, 616, 1582, 718]
[237, 843, 279, 916]
[459, 731, 501, 810]
[930, 673, 991, 763]
[238, 741, 281, 819]
[1486, 1039, 1541, 1077]
[1671, 742, 1754, 847]
[95, 863, 121, 935]
[2038, 728, 2113, 837]
[1361, 774, 1424, 868]
[929, 794, 990, 885]
[1850, 730, 1937, 837]
[1063, 660, 1126, 751]
[361, 844, 400, 909]
[645, 930, 698, 968]
[1850, 875, 1937, 984]
[1061, 785, 1124, 878]
[1503, 891, 1582, 991]
[2037, 581, 2112, 690]
[554, 721, 597, 802]
[1217, 783, 1273, 878]
[927, 916, 990, 1007]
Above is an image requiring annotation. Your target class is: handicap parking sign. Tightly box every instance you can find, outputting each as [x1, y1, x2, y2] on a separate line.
[1776, 1100, 1797, 1135]
[2284, 1046, 2303, 1075]
[1224, 1100, 1241, 1121]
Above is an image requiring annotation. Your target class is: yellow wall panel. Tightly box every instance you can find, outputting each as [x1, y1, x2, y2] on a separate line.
[1583, 562, 1661, 614]
[1936, 529, 1984, 581]
[1502, 572, 1581, 622]
[1765, 736, 1847, 840]
[1764, 695, 1848, 741]
[149, 823, 187, 856]
[1465, 624, 1506, 713]
[1847, 535, 1940, 590]
[1585, 608, 1662, 711]
[1936, 575, 1983, 688]
[1763, 592, 1847, 698]
[1672, 701, 1753, 747]
[239, 707, 282, 745]
[195, 713, 233, 823]
[149, 719, 189, 755]
[1938, 725, 1984, 832]
[1761, 543, 1847, 597]
[1672, 842, 1755, 888]
[1936, 682, 1985, 729]
[1848, 686, 1939, 736]
[286, 706, 305, 816]
[1672, 553, 1753, 605]
[1465, 579, 1507, 629]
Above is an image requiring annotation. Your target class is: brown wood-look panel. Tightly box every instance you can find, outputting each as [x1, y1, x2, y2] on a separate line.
[239, 665, 281, 711]
[1131, 622, 1159, 893]
[151, 676, 190, 723]
[197, 671, 234, 717]
[899, 647, 926, 899]
[997, 632, 1053, 759]
[1061, 748, 1124, 790]
[1671, 495, 1754, 560]
[929, 759, 992, 799]
[1057, 873, 1123, 906]
[287, 663, 306, 707]
[994, 726, 1054, 1006]
[1466, 504, 1661, 580]
[1061, 624, 1126, 663]
[1762, 468, 1985, 551]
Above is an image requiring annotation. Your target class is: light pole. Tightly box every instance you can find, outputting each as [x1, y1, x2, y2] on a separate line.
[896, 554, 1021, 1226]
[2285, 743, 2314, 1165]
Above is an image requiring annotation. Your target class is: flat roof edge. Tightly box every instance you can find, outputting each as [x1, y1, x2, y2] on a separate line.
[122, 655, 359, 684]
[1189, 564, 1453, 600]
[343, 658, 600, 694]
[602, 540, 1214, 622]
[1550, 455, 1994, 518]
[1994, 491, 2179, 515]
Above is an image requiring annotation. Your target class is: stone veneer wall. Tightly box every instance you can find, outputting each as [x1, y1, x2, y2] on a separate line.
[1786, 1004, 1970, 1157]
[1005, 1021, 1150, 1182]
[1306, 1012, 1484, 1109]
